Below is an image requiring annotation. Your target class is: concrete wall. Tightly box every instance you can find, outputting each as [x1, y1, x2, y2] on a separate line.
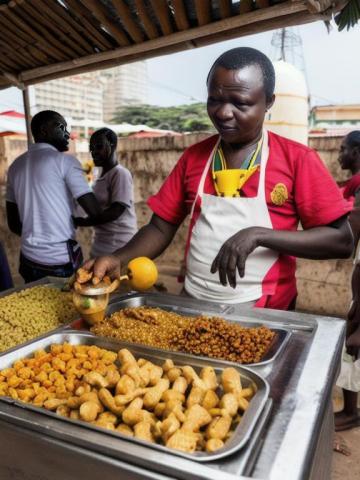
[295, 136, 352, 317]
[0, 132, 353, 317]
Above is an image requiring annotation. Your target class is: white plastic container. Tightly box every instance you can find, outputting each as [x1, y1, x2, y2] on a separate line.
[265, 60, 308, 145]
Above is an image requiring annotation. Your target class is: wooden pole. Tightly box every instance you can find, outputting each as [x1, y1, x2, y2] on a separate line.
[22, 86, 32, 146]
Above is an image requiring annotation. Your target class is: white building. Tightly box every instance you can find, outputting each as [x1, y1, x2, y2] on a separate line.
[32, 72, 104, 124]
[102, 62, 148, 122]
[31, 62, 148, 136]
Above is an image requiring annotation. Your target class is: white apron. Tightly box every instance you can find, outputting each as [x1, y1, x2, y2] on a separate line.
[185, 130, 279, 304]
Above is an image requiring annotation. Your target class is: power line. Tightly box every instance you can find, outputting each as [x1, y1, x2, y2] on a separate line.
[147, 79, 203, 103]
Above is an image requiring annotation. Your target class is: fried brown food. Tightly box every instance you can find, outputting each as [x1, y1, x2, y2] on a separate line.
[76, 268, 93, 284]
[91, 307, 275, 364]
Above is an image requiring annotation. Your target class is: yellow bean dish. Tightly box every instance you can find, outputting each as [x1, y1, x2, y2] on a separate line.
[0, 286, 77, 352]
[91, 307, 275, 364]
[0, 343, 255, 454]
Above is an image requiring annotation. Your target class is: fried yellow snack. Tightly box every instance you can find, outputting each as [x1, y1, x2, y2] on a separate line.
[76, 268, 93, 284]
[166, 430, 198, 453]
[116, 423, 134, 436]
[134, 421, 155, 443]
[79, 401, 101, 422]
[206, 438, 224, 452]
[206, 415, 232, 440]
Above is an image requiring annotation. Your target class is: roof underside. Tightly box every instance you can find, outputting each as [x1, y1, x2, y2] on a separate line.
[0, 0, 343, 89]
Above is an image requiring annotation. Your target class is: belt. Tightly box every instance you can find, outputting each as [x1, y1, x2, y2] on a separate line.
[20, 252, 73, 270]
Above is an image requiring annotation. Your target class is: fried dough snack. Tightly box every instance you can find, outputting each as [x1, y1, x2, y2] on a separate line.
[91, 306, 275, 364]
[0, 346, 256, 455]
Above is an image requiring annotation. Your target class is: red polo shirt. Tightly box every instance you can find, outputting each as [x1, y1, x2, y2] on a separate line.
[342, 173, 360, 201]
[148, 131, 352, 310]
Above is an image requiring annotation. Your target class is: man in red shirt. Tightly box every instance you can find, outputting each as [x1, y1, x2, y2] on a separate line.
[339, 131, 360, 202]
[83, 47, 353, 310]
[335, 131, 360, 431]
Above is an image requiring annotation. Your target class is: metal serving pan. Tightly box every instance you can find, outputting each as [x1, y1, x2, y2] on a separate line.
[100, 293, 291, 367]
[0, 330, 269, 463]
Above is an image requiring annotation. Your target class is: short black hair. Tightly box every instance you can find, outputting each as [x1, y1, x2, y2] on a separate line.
[31, 110, 62, 138]
[91, 128, 117, 149]
[207, 47, 275, 103]
[346, 131, 360, 149]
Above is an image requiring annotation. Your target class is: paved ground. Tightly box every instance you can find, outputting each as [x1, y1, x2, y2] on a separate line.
[332, 427, 360, 479]
[332, 388, 360, 479]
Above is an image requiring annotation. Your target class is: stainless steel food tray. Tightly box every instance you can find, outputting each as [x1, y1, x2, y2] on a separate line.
[0, 330, 269, 463]
[102, 293, 291, 367]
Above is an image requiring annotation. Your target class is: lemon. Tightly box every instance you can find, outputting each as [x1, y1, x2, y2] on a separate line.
[127, 257, 158, 291]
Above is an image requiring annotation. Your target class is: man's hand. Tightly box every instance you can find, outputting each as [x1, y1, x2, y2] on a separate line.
[211, 227, 263, 288]
[82, 255, 121, 281]
[346, 324, 360, 351]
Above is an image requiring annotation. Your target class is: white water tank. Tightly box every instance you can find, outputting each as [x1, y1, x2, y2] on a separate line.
[264, 60, 308, 145]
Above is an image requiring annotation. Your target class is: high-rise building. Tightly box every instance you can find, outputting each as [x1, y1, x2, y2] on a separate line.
[32, 72, 104, 123]
[102, 62, 148, 122]
[31, 61, 148, 133]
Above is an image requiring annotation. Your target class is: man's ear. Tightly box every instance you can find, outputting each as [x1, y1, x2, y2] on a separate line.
[266, 94, 275, 111]
[39, 124, 48, 138]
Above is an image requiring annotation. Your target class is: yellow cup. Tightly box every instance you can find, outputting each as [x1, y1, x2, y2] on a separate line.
[214, 169, 242, 197]
[214, 167, 259, 197]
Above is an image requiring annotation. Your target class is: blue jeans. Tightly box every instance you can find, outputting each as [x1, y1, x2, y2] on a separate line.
[19, 252, 82, 284]
[0, 242, 13, 291]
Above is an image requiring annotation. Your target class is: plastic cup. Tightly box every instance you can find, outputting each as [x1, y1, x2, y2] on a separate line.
[72, 291, 109, 326]
[214, 169, 243, 197]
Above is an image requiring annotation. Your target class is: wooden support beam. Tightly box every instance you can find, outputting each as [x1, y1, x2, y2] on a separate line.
[24, 42, 196, 85]
[1, 72, 24, 89]
[134, 0, 159, 39]
[21, 8, 327, 89]
[20, 2, 312, 83]
[194, 9, 327, 46]
[194, 0, 212, 25]
[219, 0, 232, 18]
[79, 0, 130, 46]
[150, 0, 173, 35]
[171, 0, 190, 30]
[22, 87, 32, 146]
[112, 0, 144, 43]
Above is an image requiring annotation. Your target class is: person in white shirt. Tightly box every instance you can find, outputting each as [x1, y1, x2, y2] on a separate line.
[73, 128, 137, 257]
[6, 110, 102, 283]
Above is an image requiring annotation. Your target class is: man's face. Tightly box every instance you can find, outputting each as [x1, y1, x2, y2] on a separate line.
[42, 115, 70, 152]
[338, 138, 355, 170]
[207, 65, 274, 145]
[89, 133, 112, 166]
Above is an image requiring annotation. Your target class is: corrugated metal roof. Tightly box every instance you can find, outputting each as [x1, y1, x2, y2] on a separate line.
[0, 0, 344, 89]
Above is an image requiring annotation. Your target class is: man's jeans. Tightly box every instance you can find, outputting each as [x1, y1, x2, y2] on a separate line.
[19, 252, 82, 284]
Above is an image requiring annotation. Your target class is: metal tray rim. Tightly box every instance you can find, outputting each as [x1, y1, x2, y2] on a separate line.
[0, 330, 270, 463]
[104, 297, 292, 367]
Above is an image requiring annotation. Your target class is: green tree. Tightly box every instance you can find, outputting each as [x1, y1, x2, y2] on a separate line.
[111, 103, 214, 133]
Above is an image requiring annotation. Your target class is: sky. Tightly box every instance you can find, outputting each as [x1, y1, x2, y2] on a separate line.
[0, 19, 358, 113]
[146, 20, 360, 107]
